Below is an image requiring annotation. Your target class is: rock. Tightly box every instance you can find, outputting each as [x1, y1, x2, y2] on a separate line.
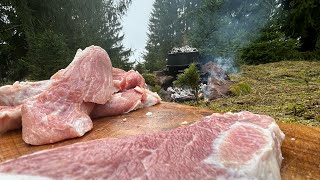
[158, 76, 175, 90]
[203, 77, 234, 100]
[201, 61, 229, 81]
[158, 88, 173, 102]
[154, 71, 166, 77]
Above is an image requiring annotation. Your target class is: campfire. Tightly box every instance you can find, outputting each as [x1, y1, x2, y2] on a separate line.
[156, 47, 235, 102]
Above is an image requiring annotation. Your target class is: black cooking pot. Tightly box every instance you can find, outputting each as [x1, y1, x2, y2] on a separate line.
[167, 51, 200, 66]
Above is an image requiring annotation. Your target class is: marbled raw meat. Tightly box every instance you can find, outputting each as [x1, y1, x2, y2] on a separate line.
[22, 46, 115, 145]
[0, 105, 22, 134]
[0, 111, 285, 179]
[112, 68, 145, 91]
[90, 86, 161, 118]
[0, 80, 52, 106]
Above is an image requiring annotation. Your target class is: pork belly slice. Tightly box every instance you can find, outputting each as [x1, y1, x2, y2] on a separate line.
[90, 86, 161, 118]
[0, 112, 285, 179]
[0, 106, 22, 134]
[0, 80, 52, 106]
[22, 46, 115, 145]
[112, 68, 145, 91]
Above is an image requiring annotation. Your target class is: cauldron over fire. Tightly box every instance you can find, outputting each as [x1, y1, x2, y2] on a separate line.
[166, 46, 200, 75]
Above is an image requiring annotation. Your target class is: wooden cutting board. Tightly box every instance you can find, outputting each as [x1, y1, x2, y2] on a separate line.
[0, 102, 319, 180]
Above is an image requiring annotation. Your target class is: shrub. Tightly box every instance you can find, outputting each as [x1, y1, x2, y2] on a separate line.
[174, 63, 200, 102]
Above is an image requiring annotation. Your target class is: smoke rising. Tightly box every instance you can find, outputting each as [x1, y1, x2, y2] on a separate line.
[192, 0, 279, 72]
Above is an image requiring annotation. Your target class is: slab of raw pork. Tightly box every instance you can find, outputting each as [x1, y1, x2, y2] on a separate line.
[112, 68, 145, 91]
[22, 46, 115, 145]
[0, 106, 22, 134]
[90, 86, 161, 118]
[0, 111, 285, 179]
[0, 80, 52, 106]
[0, 86, 161, 135]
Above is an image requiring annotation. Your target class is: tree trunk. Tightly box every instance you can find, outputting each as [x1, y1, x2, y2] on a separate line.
[300, 26, 318, 52]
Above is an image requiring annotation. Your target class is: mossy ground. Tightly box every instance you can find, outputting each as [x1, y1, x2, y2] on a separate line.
[184, 61, 320, 126]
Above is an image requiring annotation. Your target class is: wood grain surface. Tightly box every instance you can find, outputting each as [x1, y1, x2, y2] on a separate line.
[0, 102, 319, 179]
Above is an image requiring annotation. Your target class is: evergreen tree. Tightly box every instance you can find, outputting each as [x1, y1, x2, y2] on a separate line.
[174, 63, 200, 102]
[0, 0, 132, 82]
[143, 0, 201, 72]
[281, 0, 320, 51]
[191, 0, 280, 58]
[239, 21, 300, 64]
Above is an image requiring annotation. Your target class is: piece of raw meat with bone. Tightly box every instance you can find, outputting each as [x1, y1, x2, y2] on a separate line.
[0, 111, 284, 180]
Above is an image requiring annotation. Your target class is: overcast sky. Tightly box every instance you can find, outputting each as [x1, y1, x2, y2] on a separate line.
[122, 0, 155, 63]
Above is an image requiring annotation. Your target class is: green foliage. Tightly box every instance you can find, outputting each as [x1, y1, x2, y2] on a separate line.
[282, 0, 320, 51]
[174, 63, 200, 102]
[142, 73, 158, 86]
[25, 30, 72, 80]
[190, 0, 279, 58]
[134, 62, 146, 74]
[143, 73, 161, 93]
[143, 0, 202, 72]
[230, 82, 252, 96]
[150, 85, 161, 93]
[0, 0, 132, 82]
[239, 22, 320, 64]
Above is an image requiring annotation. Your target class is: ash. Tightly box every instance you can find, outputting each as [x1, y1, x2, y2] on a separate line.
[169, 46, 198, 54]
[167, 84, 206, 101]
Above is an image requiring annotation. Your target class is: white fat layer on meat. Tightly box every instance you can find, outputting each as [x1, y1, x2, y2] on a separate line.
[0, 173, 53, 180]
[0, 80, 52, 106]
[71, 117, 90, 136]
[0, 107, 22, 134]
[204, 121, 283, 180]
[124, 100, 142, 114]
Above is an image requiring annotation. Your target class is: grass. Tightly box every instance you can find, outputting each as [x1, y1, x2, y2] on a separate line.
[184, 61, 320, 126]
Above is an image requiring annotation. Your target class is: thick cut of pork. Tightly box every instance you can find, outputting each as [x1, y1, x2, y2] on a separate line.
[112, 68, 145, 91]
[0, 112, 285, 179]
[22, 46, 115, 145]
[0, 80, 52, 106]
[0, 106, 22, 134]
[90, 86, 161, 118]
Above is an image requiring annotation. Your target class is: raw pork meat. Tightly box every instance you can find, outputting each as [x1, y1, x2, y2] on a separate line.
[0, 80, 52, 106]
[112, 68, 145, 91]
[22, 46, 115, 145]
[0, 112, 285, 179]
[0, 106, 22, 134]
[90, 86, 161, 118]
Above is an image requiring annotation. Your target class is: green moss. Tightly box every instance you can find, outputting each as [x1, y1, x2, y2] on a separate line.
[183, 61, 320, 126]
[142, 73, 157, 86]
[230, 82, 252, 96]
[150, 85, 161, 93]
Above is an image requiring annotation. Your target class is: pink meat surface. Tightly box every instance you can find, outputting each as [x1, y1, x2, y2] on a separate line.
[0, 106, 22, 134]
[112, 68, 145, 91]
[91, 86, 161, 118]
[22, 46, 115, 145]
[0, 112, 285, 179]
[0, 80, 52, 106]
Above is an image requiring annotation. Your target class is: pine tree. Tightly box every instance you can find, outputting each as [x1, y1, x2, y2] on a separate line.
[174, 63, 200, 102]
[282, 0, 320, 51]
[0, 0, 132, 82]
[191, 0, 280, 58]
[143, 0, 201, 72]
